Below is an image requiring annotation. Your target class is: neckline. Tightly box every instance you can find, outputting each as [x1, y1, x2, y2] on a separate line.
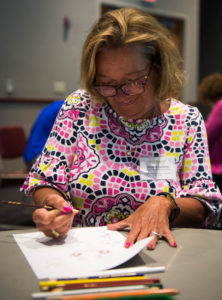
[117, 98, 172, 124]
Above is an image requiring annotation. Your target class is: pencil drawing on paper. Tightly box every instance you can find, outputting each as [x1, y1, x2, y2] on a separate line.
[13, 226, 152, 279]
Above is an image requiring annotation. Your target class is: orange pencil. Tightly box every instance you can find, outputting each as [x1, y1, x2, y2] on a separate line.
[54, 288, 179, 300]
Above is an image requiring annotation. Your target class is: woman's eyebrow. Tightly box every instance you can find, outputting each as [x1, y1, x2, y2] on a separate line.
[126, 69, 146, 75]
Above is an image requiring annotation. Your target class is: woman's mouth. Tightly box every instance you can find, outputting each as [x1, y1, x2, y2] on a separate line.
[116, 96, 138, 106]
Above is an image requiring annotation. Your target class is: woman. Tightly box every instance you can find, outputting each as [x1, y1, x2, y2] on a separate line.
[21, 8, 222, 250]
[199, 73, 222, 192]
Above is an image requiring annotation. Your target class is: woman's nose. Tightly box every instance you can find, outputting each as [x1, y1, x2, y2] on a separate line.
[115, 86, 128, 98]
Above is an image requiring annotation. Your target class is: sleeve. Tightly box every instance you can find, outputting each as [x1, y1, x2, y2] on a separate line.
[178, 107, 222, 229]
[20, 92, 83, 202]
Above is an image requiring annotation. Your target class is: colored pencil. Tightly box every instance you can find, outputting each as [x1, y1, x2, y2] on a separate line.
[62, 282, 163, 291]
[41, 279, 162, 291]
[55, 265, 165, 280]
[33, 285, 162, 299]
[39, 276, 148, 289]
[43, 288, 179, 300]
[63, 288, 179, 299]
[1, 200, 79, 213]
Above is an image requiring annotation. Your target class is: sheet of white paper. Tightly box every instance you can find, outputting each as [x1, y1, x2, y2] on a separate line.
[13, 226, 153, 279]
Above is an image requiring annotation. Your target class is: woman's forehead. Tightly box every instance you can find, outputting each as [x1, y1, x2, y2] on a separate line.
[96, 45, 149, 76]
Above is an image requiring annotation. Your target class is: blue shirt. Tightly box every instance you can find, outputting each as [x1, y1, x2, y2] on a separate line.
[23, 100, 64, 163]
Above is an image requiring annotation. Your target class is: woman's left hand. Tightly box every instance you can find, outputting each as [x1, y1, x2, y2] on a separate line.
[107, 195, 177, 250]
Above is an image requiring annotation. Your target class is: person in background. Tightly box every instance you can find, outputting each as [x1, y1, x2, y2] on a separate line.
[21, 8, 222, 250]
[199, 72, 222, 192]
[23, 100, 64, 169]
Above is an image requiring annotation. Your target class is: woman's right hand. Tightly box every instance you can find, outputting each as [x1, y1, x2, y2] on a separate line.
[32, 189, 77, 239]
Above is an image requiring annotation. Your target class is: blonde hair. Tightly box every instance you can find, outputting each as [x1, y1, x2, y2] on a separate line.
[80, 7, 184, 102]
[199, 73, 222, 104]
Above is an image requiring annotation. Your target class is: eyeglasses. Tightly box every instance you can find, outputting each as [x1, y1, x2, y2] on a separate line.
[94, 64, 153, 97]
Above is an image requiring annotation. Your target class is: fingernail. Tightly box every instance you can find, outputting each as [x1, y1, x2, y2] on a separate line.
[149, 243, 154, 250]
[63, 205, 72, 213]
[173, 242, 177, 247]
[125, 242, 131, 248]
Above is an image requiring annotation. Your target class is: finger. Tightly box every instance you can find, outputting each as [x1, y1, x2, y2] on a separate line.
[52, 210, 74, 226]
[135, 226, 150, 241]
[37, 219, 72, 239]
[35, 211, 74, 233]
[51, 229, 61, 238]
[147, 234, 158, 250]
[163, 231, 177, 248]
[123, 218, 143, 248]
[107, 219, 130, 231]
[55, 219, 73, 238]
[32, 208, 61, 225]
[43, 194, 74, 214]
[147, 229, 177, 250]
[53, 214, 74, 233]
[42, 229, 61, 239]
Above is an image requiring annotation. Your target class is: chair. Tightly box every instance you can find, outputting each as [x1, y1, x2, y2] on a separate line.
[0, 125, 28, 185]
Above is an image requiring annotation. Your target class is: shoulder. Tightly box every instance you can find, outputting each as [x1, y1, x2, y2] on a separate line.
[64, 89, 103, 111]
[64, 89, 90, 107]
[212, 98, 222, 111]
[205, 99, 222, 124]
[170, 98, 202, 119]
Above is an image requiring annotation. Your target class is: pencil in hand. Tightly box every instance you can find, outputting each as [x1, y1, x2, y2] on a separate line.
[1, 200, 79, 213]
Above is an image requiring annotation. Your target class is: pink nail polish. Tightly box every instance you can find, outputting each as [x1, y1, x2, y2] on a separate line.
[149, 244, 154, 250]
[63, 205, 72, 213]
[125, 242, 131, 248]
[173, 242, 177, 247]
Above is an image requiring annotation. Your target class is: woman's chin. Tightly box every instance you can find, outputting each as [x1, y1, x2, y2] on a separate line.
[117, 109, 146, 120]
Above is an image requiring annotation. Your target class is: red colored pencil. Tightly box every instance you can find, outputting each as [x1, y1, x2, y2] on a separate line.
[44, 278, 161, 291]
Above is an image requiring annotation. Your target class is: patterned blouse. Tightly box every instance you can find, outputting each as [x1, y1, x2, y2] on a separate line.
[21, 90, 222, 228]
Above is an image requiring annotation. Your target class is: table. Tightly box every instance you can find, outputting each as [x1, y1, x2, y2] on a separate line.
[0, 227, 222, 300]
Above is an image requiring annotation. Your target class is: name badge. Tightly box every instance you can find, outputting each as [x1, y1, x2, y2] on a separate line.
[140, 156, 176, 180]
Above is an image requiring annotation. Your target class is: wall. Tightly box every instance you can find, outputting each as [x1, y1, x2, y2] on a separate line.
[0, 0, 100, 136]
[0, 0, 200, 137]
[0, 0, 98, 99]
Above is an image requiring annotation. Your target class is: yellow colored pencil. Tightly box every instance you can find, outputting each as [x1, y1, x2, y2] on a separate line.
[40, 276, 147, 289]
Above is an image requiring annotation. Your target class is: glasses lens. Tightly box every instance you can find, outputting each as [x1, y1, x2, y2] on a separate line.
[95, 86, 116, 97]
[123, 83, 145, 95]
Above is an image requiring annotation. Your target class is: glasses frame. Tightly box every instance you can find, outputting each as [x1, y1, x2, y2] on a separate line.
[94, 63, 153, 97]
